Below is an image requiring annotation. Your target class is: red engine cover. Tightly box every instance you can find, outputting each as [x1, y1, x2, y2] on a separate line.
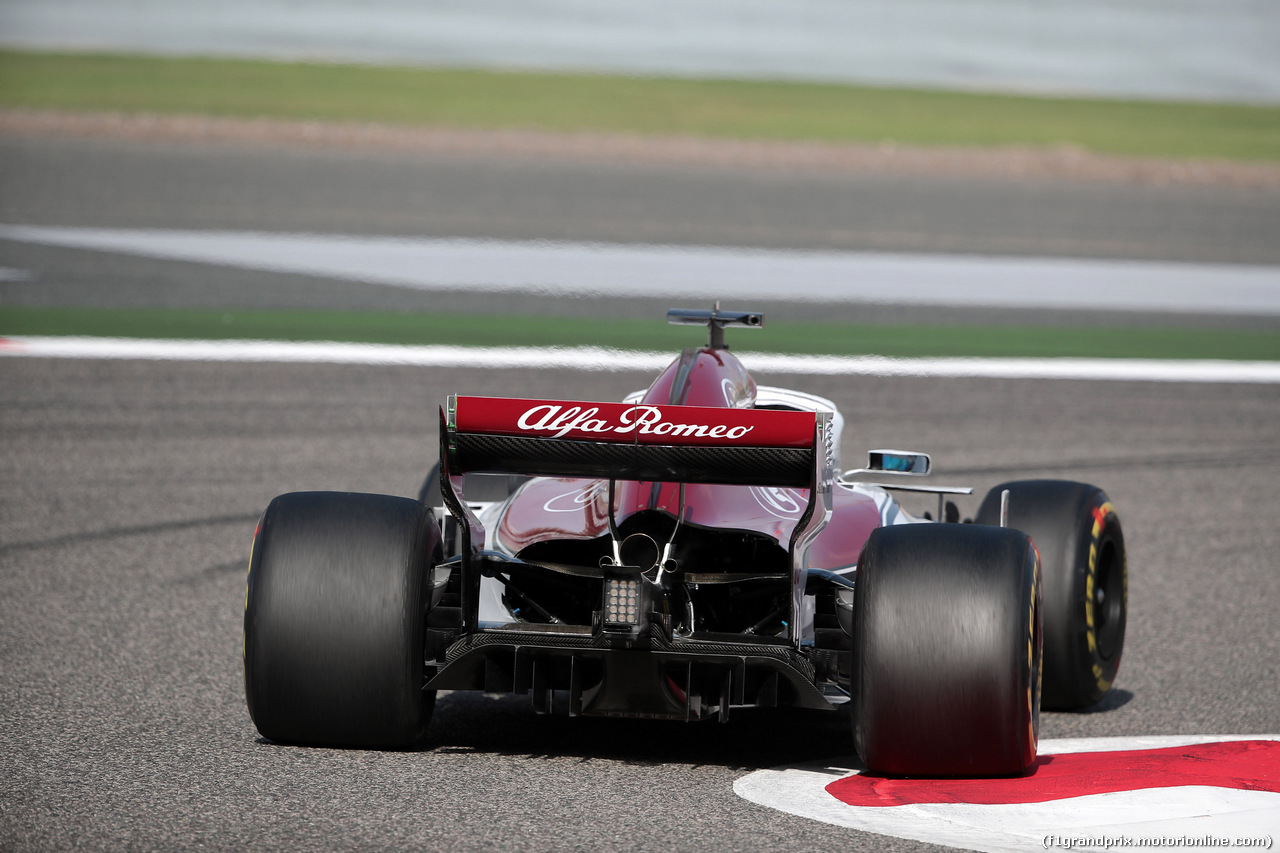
[493, 347, 881, 568]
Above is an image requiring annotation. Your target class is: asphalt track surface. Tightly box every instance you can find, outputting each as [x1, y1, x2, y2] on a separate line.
[3, 134, 1280, 328]
[2, 358, 1279, 852]
[2, 132, 1280, 851]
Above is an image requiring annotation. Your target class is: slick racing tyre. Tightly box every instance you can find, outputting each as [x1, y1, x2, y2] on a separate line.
[853, 524, 1042, 777]
[244, 491, 442, 748]
[976, 480, 1126, 710]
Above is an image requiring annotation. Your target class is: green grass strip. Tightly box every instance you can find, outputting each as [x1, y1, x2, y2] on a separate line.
[3, 306, 1278, 361]
[3, 51, 1278, 162]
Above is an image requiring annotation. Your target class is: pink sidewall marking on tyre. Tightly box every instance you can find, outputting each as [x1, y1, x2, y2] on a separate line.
[734, 735, 1280, 853]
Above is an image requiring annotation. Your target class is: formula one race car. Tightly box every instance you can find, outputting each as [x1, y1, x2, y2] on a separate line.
[244, 308, 1127, 776]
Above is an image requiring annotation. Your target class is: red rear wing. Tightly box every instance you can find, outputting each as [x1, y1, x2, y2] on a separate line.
[445, 395, 819, 488]
[440, 394, 835, 647]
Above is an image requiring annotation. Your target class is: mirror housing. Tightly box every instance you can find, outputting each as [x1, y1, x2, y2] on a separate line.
[842, 449, 932, 481]
[868, 449, 931, 475]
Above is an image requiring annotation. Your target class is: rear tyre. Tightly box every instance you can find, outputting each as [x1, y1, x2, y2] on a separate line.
[244, 491, 442, 748]
[976, 480, 1126, 710]
[853, 524, 1041, 777]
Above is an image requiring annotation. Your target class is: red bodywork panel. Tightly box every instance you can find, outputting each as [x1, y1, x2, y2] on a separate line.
[644, 346, 758, 409]
[497, 477, 880, 570]
[488, 347, 881, 569]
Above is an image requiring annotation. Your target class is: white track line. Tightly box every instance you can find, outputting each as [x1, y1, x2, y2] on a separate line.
[3, 225, 1280, 315]
[4, 336, 1280, 382]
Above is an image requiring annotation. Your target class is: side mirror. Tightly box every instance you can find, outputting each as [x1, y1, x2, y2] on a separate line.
[842, 449, 932, 480]
[868, 450, 931, 475]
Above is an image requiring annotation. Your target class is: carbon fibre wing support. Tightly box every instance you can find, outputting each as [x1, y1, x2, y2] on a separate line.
[440, 396, 833, 647]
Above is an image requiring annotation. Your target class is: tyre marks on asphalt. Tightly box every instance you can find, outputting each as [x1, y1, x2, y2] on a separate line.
[0, 512, 260, 555]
